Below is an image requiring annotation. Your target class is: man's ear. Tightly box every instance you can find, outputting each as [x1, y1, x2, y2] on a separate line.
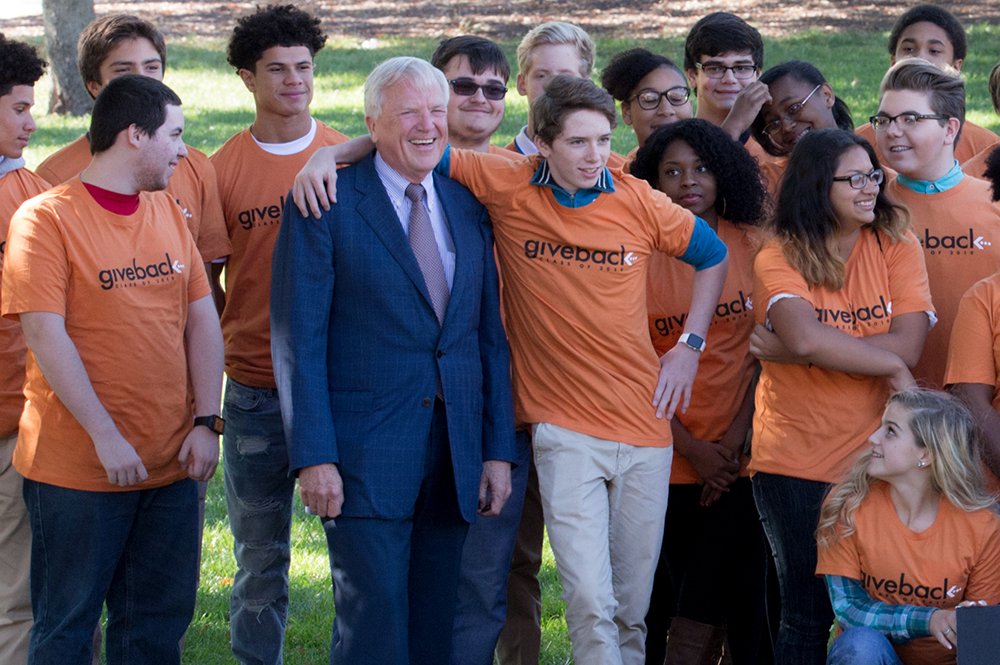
[85, 80, 103, 100]
[943, 117, 961, 147]
[686, 69, 699, 95]
[364, 115, 379, 146]
[516, 73, 527, 97]
[951, 58, 964, 72]
[535, 135, 551, 158]
[127, 124, 144, 148]
[238, 68, 256, 93]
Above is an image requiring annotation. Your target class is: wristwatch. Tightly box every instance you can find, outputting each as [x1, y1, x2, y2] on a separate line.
[194, 415, 226, 435]
[678, 332, 706, 353]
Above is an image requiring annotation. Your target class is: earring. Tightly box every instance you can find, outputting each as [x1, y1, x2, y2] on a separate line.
[719, 196, 728, 219]
[917, 461, 927, 468]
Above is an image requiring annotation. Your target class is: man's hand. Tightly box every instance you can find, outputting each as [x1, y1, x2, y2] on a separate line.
[299, 463, 344, 518]
[750, 324, 807, 364]
[653, 344, 700, 419]
[292, 147, 340, 218]
[478, 460, 512, 517]
[720, 81, 771, 140]
[178, 426, 220, 482]
[93, 433, 148, 487]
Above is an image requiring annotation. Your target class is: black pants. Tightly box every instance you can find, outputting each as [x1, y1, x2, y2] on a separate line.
[645, 478, 768, 665]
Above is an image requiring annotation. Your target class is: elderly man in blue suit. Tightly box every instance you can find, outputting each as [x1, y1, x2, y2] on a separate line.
[270, 56, 516, 665]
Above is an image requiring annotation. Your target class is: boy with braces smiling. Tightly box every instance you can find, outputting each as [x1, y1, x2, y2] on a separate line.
[875, 59, 1000, 395]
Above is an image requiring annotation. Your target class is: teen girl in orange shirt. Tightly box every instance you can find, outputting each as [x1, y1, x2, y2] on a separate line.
[631, 118, 768, 665]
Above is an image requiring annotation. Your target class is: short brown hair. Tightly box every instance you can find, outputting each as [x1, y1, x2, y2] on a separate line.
[989, 59, 1000, 115]
[531, 75, 617, 146]
[78, 15, 166, 99]
[880, 58, 965, 144]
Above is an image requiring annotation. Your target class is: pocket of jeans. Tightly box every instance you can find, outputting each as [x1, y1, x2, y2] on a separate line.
[224, 380, 266, 412]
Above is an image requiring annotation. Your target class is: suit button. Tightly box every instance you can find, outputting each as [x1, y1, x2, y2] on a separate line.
[436, 350, 444, 358]
[422, 398, 432, 407]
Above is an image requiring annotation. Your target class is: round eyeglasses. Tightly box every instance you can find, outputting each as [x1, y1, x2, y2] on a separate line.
[627, 86, 691, 110]
[762, 85, 822, 138]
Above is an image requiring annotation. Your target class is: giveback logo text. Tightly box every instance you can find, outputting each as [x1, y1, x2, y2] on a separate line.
[99, 253, 184, 290]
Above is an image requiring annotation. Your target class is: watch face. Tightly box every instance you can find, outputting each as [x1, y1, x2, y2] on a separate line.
[687, 334, 705, 348]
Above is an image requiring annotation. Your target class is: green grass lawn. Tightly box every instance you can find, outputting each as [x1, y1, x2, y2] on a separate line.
[18, 26, 1000, 665]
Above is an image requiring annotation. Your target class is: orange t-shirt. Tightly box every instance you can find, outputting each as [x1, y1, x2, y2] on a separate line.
[885, 177, 1000, 387]
[210, 123, 349, 388]
[448, 150, 698, 447]
[760, 158, 788, 200]
[745, 135, 782, 164]
[647, 220, 757, 483]
[857, 120, 999, 167]
[35, 134, 231, 263]
[962, 143, 998, 180]
[816, 481, 1000, 665]
[606, 150, 627, 170]
[0, 167, 50, 438]
[1, 178, 211, 491]
[751, 229, 933, 483]
[942, 272, 1000, 493]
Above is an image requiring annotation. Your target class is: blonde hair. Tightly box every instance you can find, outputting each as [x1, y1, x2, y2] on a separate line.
[817, 389, 996, 549]
[515, 21, 594, 79]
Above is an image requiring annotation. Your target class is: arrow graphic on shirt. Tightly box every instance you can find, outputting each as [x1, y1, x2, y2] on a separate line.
[974, 236, 990, 250]
[624, 252, 636, 266]
[947, 585, 963, 598]
[172, 260, 185, 274]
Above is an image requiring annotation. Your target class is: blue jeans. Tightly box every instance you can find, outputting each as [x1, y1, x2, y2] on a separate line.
[451, 429, 532, 665]
[222, 378, 295, 665]
[753, 472, 834, 665]
[22, 478, 198, 665]
[826, 628, 902, 665]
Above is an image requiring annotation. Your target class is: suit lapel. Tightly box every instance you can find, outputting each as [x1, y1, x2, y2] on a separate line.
[434, 174, 472, 330]
[354, 155, 438, 313]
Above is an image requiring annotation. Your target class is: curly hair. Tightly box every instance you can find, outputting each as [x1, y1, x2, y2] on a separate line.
[771, 128, 909, 290]
[0, 34, 47, 99]
[600, 48, 684, 102]
[630, 118, 768, 227]
[750, 61, 854, 157]
[226, 4, 327, 72]
[985, 145, 1000, 203]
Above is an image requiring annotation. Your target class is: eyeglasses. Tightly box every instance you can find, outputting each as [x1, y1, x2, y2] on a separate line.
[868, 113, 949, 132]
[694, 62, 758, 80]
[832, 168, 884, 189]
[448, 78, 508, 101]
[762, 85, 822, 137]
[627, 86, 691, 110]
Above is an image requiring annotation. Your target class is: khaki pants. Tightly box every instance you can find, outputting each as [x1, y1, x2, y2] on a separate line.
[533, 423, 672, 665]
[0, 433, 31, 665]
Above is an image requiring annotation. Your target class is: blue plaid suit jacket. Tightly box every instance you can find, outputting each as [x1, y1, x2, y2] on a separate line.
[271, 153, 516, 522]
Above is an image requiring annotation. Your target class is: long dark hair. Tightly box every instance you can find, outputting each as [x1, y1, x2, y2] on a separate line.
[750, 61, 854, 157]
[630, 118, 768, 227]
[770, 129, 909, 289]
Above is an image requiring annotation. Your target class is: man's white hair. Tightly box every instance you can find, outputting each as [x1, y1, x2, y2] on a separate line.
[364, 56, 450, 119]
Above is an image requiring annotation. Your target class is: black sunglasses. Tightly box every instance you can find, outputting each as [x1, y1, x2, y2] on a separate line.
[449, 78, 508, 101]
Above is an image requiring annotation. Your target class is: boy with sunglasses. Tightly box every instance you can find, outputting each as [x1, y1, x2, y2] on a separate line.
[874, 59, 1000, 392]
[857, 4, 998, 166]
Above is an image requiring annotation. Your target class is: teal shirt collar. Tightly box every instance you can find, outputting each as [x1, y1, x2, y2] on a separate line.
[897, 159, 964, 194]
[530, 160, 615, 208]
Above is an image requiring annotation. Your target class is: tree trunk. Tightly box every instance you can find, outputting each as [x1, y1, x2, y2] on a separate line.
[42, 0, 96, 116]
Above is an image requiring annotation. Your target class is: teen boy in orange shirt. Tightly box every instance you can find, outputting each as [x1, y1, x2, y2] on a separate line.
[209, 6, 349, 664]
[35, 14, 231, 305]
[0, 35, 49, 665]
[873, 59, 1000, 388]
[1, 74, 224, 665]
[857, 4, 999, 165]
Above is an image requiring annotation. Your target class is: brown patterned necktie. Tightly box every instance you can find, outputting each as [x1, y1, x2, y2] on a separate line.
[405, 183, 449, 325]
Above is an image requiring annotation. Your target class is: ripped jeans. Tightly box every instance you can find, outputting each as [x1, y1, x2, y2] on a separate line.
[222, 378, 296, 665]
